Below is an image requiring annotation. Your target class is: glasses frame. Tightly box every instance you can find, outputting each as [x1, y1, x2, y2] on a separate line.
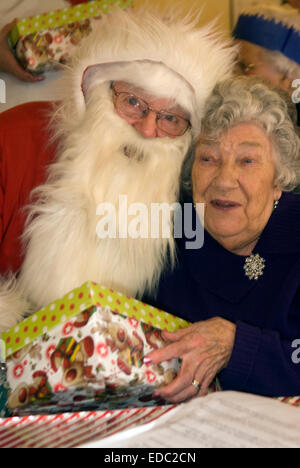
[111, 82, 191, 137]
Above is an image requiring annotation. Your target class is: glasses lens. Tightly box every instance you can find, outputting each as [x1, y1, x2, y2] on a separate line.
[116, 93, 147, 119]
[114, 89, 190, 136]
[158, 113, 189, 136]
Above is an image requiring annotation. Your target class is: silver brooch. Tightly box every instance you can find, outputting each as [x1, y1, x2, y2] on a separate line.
[243, 253, 265, 280]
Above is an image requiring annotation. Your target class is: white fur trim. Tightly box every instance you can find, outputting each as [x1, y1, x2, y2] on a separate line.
[55, 8, 237, 137]
[239, 4, 300, 31]
[81, 60, 196, 123]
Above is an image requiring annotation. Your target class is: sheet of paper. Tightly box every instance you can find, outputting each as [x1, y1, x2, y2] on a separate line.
[81, 391, 300, 448]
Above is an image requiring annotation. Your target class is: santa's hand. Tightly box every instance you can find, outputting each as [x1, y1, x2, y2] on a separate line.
[0, 20, 44, 82]
[144, 317, 236, 402]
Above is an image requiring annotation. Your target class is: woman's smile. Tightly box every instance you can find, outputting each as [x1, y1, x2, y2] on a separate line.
[210, 199, 242, 210]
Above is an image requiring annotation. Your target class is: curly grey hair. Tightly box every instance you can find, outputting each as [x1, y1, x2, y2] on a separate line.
[182, 76, 300, 194]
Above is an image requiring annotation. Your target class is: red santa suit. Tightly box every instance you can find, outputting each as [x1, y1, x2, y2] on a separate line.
[0, 101, 56, 274]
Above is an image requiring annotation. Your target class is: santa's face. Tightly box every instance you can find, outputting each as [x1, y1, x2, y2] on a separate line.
[80, 82, 192, 196]
[111, 81, 191, 139]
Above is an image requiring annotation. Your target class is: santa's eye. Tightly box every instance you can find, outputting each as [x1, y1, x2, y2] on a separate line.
[161, 114, 177, 122]
[127, 96, 140, 107]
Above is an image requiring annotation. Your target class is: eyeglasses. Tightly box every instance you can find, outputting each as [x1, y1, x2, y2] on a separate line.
[111, 82, 191, 137]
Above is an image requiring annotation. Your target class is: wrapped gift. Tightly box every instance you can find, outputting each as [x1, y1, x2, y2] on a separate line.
[1, 282, 190, 415]
[9, 0, 132, 73]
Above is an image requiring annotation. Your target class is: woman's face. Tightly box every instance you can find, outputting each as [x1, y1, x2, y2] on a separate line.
[235, 40, 293, 94]
[192, 123, 282, 255]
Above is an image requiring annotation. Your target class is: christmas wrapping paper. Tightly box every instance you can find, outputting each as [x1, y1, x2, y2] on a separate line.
[1, 281, 190, 415]
[9, 0, 132, 73]
[277, 396, 300, 407]
[0, 396, 299, 448]
[0, 282, 299, 447]
[0, 404, 177, 448]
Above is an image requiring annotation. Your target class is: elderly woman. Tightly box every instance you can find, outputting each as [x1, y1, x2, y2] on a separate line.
[144, 77, 300, 400]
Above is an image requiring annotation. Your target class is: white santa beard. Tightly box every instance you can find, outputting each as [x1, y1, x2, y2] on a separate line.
[18, 91, 191, 310]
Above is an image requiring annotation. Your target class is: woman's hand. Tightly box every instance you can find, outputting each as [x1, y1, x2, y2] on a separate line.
[0, 20, 44, 82]
[144, 317, 236, 402]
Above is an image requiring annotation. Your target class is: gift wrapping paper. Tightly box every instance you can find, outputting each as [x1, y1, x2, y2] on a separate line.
[1, 282, 189, 414]
[0, 404, 177, 448]
[0, 281, 299, 447]
[9, 0, 132, 73]
[0, 395, 299, 448]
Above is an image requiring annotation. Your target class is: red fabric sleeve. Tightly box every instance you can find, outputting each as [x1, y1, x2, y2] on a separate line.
[0, 101, 57, 275]
[0, 153, 3, 258]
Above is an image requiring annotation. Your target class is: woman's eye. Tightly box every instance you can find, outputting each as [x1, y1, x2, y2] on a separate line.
[199, 155, 213, 162]
[242, 158, 254, 164]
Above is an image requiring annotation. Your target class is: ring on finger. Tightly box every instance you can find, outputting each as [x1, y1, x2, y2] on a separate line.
[191, 379, 200, 392]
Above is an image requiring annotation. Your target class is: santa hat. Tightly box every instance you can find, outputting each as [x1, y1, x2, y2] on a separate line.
[59, 8, 236, 137]
[233, 4, 300, 66]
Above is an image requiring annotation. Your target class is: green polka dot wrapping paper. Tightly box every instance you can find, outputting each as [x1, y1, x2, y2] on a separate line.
[0, 282, 190, 413]
[9, 0, 132, 45]
[1, 281, 190, 358]
[8, 0, 133, 73]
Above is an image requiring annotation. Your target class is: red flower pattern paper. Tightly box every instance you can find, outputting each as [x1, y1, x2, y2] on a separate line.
[6, 305, 179, 413]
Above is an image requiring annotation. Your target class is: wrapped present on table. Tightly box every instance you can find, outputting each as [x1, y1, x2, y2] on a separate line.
[0, 282, 190, 415]
[9, 0, 132, 73]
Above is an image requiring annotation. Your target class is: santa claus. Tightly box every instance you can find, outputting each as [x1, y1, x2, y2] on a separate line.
[0, 8, 235, 331]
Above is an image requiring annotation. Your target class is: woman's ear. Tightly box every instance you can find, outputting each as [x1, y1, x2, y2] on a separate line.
[273, 186, 283, 202]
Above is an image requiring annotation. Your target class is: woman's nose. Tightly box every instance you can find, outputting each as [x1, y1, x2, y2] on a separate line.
[132, 111, 158, 138]
[215, 163, 239, 190]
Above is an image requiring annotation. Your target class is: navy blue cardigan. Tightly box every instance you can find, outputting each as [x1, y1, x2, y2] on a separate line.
[152, 192, 300, 397]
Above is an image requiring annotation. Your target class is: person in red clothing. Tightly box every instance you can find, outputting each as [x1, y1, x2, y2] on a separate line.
[0, 101, 55, 274]
[0, 8, 235, 331]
